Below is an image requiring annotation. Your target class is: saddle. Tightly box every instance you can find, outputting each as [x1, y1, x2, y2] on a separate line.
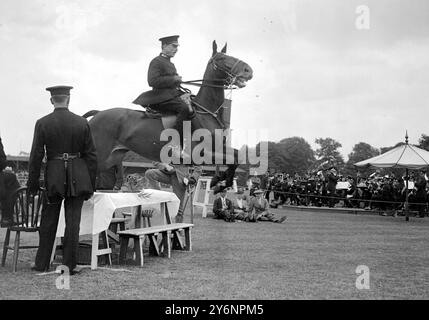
[138, 93, 196, 129]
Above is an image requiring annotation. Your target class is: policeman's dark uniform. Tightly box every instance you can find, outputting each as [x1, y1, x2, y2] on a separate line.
[27, 86, 97, 272]
[132, 35, 194, 149]
[0, 137, 20, 226]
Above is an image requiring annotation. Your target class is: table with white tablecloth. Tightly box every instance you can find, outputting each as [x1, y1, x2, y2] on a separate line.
[52, 189, 180, 269]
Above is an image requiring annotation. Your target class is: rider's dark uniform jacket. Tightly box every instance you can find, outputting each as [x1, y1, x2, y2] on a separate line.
[133, 54, 182, 106]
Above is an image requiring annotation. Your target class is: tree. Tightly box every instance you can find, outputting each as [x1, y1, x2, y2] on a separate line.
[348, 142, 380, 164]
[276, 137, 315, 174]
[343, 142, 380, 177]
[253, 137, 315, 175]
[314, 137, 344, 170]
[418, 134, 429, 151]
[380, 142, 404, 154]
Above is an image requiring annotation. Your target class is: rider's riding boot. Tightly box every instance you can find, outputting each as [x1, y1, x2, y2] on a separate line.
[188, 109, 196, 119]
[174, 115, 192, 160]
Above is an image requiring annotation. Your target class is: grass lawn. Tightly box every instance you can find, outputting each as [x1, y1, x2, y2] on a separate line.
[0, 206, 428, 300]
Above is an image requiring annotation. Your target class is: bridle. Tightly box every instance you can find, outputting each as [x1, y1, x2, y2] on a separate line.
[179, 53, 245, 128]
[181, 53, 244, 90]
[208, 52, 244, 88]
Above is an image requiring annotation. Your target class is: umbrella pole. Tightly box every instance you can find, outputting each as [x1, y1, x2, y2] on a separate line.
[405, 168, 409, 222]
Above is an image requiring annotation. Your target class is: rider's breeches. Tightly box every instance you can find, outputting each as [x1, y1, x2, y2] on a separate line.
[158, 98, 190, 147]
[145, 169, 186, 210]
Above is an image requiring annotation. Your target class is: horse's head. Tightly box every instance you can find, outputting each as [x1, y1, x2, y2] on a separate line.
[207, 41, 253, 88]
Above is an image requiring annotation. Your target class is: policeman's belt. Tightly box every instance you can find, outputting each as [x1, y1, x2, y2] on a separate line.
[48, 152, 81, 161]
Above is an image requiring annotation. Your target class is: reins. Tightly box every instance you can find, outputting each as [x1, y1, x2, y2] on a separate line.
[181, 79, 239, 90]
[179, 53, 244, 129]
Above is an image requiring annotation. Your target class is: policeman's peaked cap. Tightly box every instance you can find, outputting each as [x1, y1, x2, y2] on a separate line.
[46, 85, 73, 96]
[159, 35, 179, 45]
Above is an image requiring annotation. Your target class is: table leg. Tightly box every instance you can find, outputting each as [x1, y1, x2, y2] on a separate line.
[185, 227, 192, 251]
[50, 237, 59, 265]
[91, 233, 99, 270]
[135, 205, 142, 228]
[190, 191, 194, 224]
[119, 236, 129, 264]
[101, 231, 112, 266]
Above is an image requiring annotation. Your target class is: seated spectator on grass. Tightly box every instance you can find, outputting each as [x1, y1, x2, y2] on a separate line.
[247, 189, 287, 223]
[232, 187, 249, 221]
[249, 180, 261, 198]
[213, 189, 234, 222]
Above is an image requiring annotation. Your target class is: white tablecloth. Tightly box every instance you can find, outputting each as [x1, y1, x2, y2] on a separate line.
[56, 189, 180, 236]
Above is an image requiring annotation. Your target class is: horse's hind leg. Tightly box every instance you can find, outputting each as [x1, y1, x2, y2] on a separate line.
[104, 148, 129, 171]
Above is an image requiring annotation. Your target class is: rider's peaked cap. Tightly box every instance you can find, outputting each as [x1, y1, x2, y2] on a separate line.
[46, 85, 73, 96]
[159, 35, 179, 45]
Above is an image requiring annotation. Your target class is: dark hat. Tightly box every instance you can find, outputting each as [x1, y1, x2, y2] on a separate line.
[159, 35, 179, 45]
[46, 85, 73, 96]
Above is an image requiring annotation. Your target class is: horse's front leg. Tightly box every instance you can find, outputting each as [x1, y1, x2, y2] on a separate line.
[208, 148, 239, 192]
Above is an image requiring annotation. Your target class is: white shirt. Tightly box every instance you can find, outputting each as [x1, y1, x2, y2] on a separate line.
[221, 197, 227, 210]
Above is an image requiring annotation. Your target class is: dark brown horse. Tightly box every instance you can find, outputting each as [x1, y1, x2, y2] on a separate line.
[83, 41, 253, 190]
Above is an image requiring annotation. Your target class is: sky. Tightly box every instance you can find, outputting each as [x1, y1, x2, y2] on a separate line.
[1, 0, 429, 161]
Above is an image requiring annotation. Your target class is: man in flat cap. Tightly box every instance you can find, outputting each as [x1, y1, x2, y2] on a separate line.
[27, 85, 97, 274]
[212, 188, 234, 222]
[133, 35, 195, 157]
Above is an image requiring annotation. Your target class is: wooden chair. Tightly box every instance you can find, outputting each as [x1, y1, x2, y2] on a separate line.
[140, 208, 154, 227]
[1, 186, 44, 272]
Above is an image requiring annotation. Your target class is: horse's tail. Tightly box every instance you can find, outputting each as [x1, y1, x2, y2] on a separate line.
[82, 110, 100, 119]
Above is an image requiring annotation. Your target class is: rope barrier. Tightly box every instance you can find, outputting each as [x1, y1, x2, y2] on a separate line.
[257, 188, 429, 208]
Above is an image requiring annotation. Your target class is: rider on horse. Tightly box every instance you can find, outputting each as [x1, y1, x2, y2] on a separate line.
[132, 35, 195, 158]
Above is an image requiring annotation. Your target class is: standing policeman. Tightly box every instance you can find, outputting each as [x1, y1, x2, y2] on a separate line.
[27, 85, 97, 274]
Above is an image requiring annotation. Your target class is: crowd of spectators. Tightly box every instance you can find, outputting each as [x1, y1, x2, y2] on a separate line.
[249, 168, 428, 217]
